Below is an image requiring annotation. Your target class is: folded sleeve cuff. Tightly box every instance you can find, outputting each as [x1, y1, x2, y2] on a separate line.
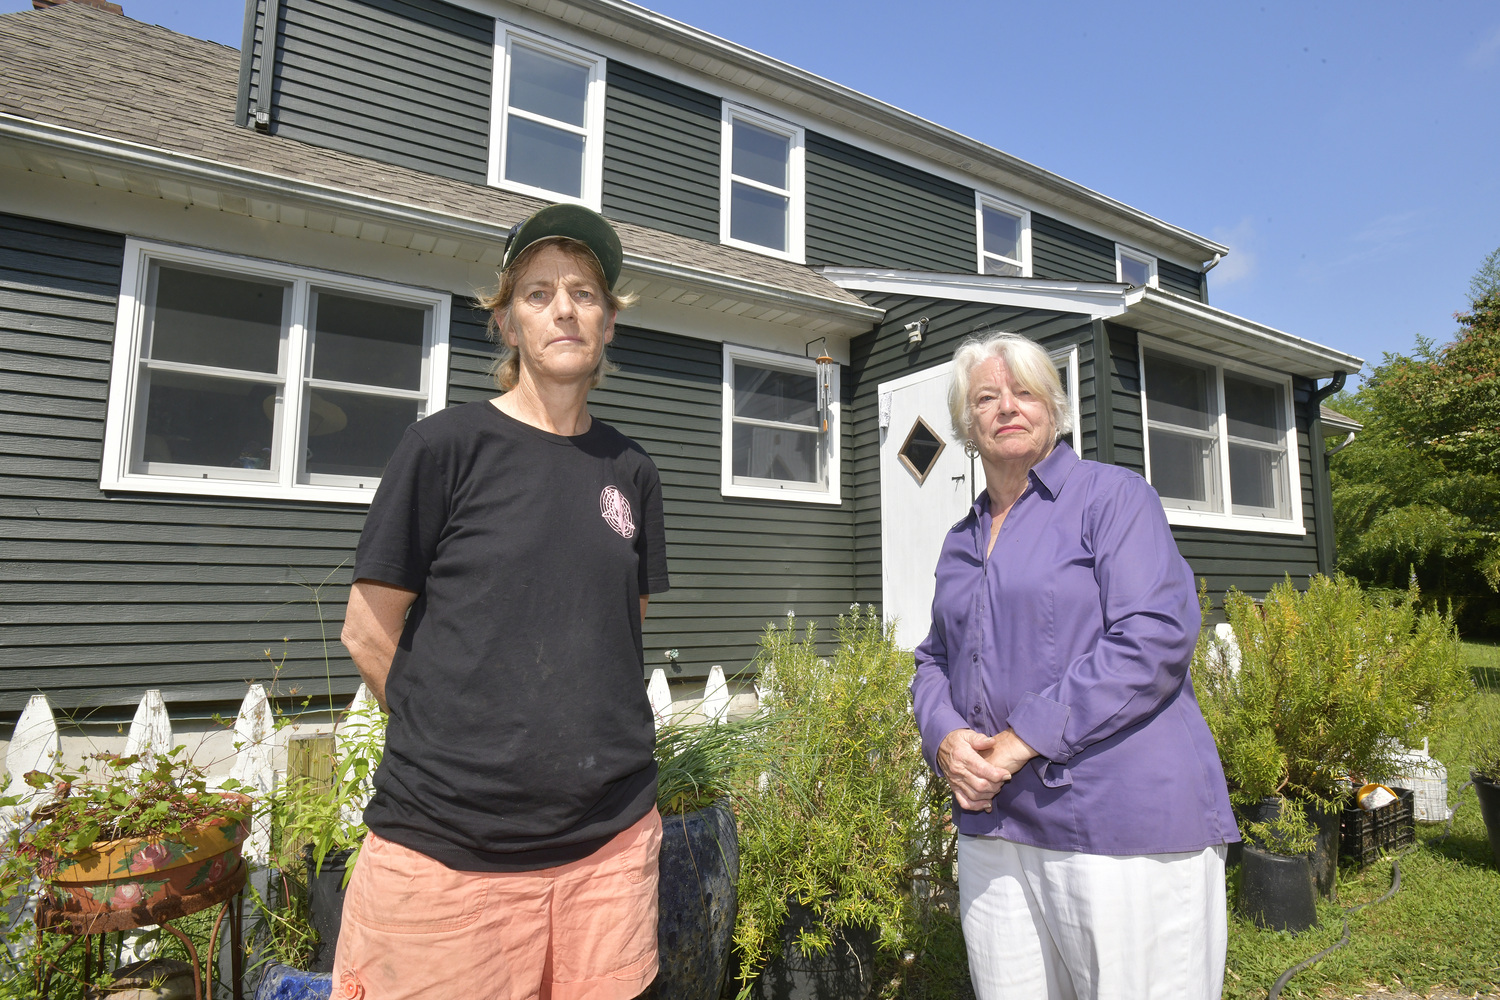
[1008, 692, 1072, 764]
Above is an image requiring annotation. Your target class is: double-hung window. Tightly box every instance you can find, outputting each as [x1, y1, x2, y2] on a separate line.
[1138, 335, 1302, 533]
[489, 24, 606, 205]
[977, 195, 1030, 276]
[721, 344, 839, 504]
[1117, 245, 1158, 288]
[101, 240, 450, 503]
[1049, 345, 1081, 454]
[720, 105, 805, 261]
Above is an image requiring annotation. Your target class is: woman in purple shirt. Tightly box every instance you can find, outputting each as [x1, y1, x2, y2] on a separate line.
[910, 331, 1238, 1000]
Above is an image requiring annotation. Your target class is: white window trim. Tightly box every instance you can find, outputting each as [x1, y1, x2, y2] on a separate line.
[721, 342, 840, 505]
[976, 193, 1032, 277]
[1136, 333, 1304, 536]
[1048, 345, 1081, 455]
[1116, 244, 1159, 288]
[720, 103, 806, 263]
[487, 21, 607, 208]
[101, 238, 451, 505]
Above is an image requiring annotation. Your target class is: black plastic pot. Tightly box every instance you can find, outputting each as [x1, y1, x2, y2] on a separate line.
[303, 846, 354, 974]
[1473, 773, 1500, 870]
[642, 801, 740, 1000]
[1237, 844, 1318, 933]
[750, 902, 876, 1000]
[1238, 796, 1340, 898]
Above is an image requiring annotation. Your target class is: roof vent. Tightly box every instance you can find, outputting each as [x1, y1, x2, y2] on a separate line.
[33, 0, 125, 12]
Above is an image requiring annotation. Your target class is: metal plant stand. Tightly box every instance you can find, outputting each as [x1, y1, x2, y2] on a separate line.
[33, 859, 247, 1000]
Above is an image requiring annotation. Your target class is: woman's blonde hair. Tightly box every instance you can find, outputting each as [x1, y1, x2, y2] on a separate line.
[475, 236, 637, 391]
[946, 331, 1071, 443]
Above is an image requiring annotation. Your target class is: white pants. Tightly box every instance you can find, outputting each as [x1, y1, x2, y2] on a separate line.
[956, 835, 1227, 1000]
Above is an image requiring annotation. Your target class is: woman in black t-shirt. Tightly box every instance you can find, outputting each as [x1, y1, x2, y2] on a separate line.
[335, 204, 670, 1000]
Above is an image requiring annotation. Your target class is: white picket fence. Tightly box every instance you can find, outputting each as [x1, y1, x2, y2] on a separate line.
[1, 665, 740, 844]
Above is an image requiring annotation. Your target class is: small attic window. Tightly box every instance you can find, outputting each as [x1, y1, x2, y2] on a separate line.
[1117, 246, 1158, 288]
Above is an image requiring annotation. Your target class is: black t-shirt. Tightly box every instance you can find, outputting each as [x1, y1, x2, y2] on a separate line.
[352, 400, 670, 871]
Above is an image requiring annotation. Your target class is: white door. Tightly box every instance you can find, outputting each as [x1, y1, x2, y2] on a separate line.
[879, 363, 984, 651]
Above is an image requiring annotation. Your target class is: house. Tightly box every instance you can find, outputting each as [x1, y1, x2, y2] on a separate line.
[0, 0, 1363, 723]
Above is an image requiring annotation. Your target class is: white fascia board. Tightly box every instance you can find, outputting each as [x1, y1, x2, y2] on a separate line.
[468, 0, 1229, 266]
[1122, 286, 1364, 379]
[820, 268, 1129, 320]
[630, 256, 881, 328]
[0, 115, 878, 333]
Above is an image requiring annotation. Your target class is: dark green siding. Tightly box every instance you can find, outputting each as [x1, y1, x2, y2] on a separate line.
[0, 214, 859, 713]
[1031, 212, 1116, 282]
[602, 63, 720, 243]
[846, 294, 1095, 608]
[1159, 259, 1205, 301]
[0, 213, 501, 715]
[240, 0, 270, 121]
[1098, 323, 1321, 597]
[805, 132, 974, 271]
[591, 325, 857, 680]
[265, 0, 493, 183]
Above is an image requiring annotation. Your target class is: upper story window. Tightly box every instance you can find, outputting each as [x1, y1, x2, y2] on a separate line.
[1117, 245, 1158, 288]
[1137, 335, 1303, 534]
[720, 104, 805, 262]
[102, 240, 450, 504]
[489, 24, 606, 206]
[977, 195, 1031, 276]
[721, 343, 839, 505]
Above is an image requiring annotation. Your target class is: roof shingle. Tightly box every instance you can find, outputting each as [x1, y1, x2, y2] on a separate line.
[0, 4, 868, 309]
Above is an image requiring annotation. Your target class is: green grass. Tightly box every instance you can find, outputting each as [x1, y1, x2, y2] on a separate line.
[892, 644, 1500, 1000]
[1223, 655, 1500, 998]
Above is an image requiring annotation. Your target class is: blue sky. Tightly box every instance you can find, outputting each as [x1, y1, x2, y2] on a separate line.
[8, 0, 1498, 383]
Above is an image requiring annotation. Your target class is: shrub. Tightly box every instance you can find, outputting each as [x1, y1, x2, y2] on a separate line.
[1196, 574, 1470, 808]
[731, 609, 950, 993]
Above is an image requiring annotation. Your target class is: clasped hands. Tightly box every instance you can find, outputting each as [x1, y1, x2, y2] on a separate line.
[936, 728, 1038, 812]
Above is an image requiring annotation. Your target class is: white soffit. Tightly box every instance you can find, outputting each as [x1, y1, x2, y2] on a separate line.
[822, 269, 1363, 380]
[821, 268, 1128, 320]
[1122, 287, 1363, 380]
[0, 115, 880, 338]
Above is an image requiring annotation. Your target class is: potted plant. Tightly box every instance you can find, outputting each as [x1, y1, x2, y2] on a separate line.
[1469, 714, 1500, 870]
[644, 715, 768, 1000]
[0, 748, 252, 937]
[1196, 574, 1469, 898]
[1235, 798, 1320, 932]
[269, 698, 386, 974]
[730, 609, 950, 1000]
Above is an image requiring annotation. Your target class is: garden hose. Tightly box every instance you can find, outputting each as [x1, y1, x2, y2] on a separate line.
[1265, 780, 1474, 1000]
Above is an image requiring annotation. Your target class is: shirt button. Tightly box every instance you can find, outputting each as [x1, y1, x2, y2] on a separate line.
[972, 653, 979, 662]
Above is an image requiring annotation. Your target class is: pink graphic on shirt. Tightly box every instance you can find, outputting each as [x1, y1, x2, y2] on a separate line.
[600, 486, 636, 539]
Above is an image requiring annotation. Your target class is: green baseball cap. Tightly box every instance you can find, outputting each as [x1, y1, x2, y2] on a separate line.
[501, 204, 623, 290]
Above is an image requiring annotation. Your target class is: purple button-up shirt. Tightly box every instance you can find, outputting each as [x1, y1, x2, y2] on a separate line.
[911, 442, 1238, 856]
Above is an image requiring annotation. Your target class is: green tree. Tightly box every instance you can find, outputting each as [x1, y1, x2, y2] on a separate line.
[1330, 293, 1500, 634]
[1471, 244, 1500, 304]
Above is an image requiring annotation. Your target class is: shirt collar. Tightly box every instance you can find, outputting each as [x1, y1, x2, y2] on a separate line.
[966, 438, 1080, 524]
[1028, 438, 1079, 500]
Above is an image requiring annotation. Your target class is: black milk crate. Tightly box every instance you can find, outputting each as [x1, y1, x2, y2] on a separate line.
[1339, 786, 1415, 867]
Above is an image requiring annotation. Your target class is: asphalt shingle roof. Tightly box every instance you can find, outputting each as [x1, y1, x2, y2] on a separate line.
[0, 4, 868, 309]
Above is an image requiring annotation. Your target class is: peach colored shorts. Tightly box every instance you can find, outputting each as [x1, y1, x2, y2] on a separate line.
[332, 808, 662, 1000]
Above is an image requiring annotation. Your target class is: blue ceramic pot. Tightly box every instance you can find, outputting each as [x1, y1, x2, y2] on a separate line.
[642, 800, 740, 1000]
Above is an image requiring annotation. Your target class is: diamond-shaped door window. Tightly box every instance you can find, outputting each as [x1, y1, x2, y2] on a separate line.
[898, 417, 946, 485]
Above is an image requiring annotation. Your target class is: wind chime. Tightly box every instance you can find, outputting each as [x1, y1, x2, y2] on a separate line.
[808, 338, 835, 432]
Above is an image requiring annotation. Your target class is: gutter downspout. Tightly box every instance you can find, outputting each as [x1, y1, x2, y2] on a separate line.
[1308, 372, 1348, 577]
[1199, 253, 1220, 305]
